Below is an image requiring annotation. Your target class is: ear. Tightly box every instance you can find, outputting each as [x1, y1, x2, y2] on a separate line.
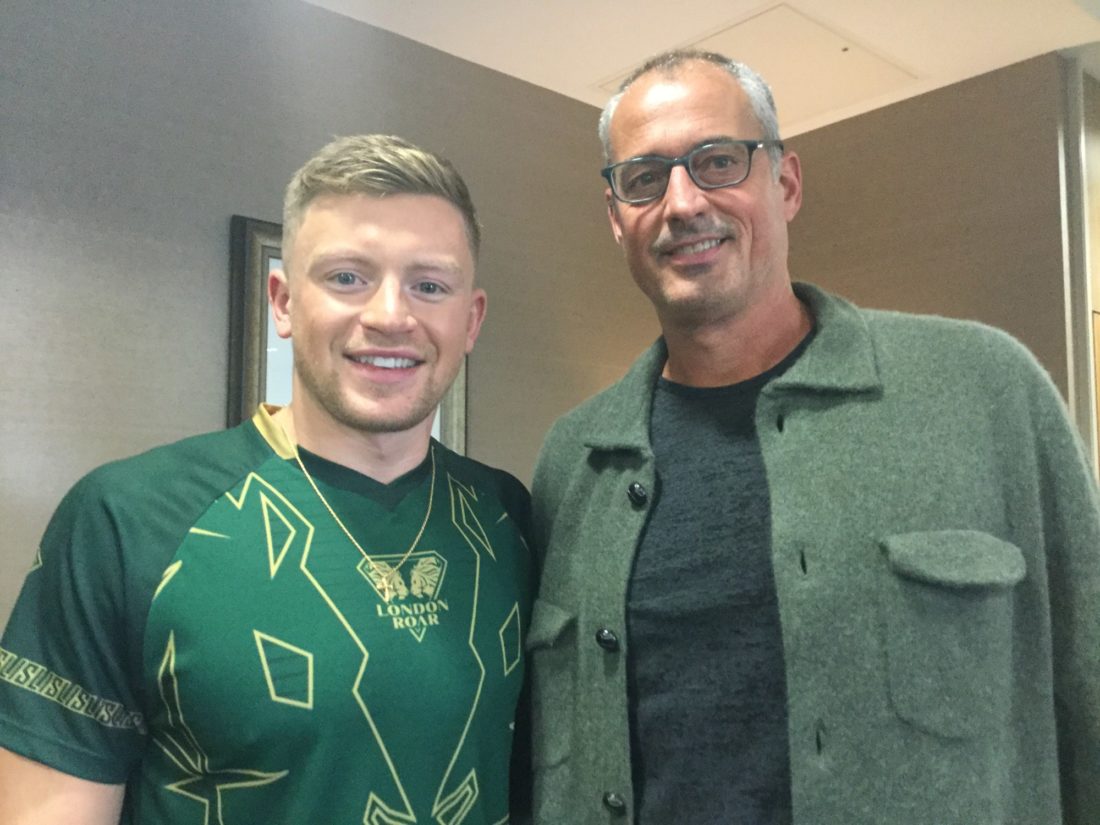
[464, 288, 488, 353]
[777, 150, 803, 222]
[606, 189, 624, 246]
[268, 268, 293, 340]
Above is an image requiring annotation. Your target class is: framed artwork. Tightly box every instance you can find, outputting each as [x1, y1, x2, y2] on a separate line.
[226, 214, 467, 453]
[1094, 311, 1100, 464]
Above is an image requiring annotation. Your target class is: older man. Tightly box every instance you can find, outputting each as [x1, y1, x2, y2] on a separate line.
[529, 50, 1099, 824]
[0, 134, 534, 824]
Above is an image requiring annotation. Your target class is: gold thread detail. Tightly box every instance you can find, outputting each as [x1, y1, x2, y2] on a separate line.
[188, 527, 230, 539]
[253, 630, 314, 709]
[291, 441, 436, 603]
[153, 561, 183, 600]
[498, 603, 522, 677]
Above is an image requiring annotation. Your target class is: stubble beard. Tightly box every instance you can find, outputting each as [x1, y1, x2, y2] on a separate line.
[294, 348, 453, 435]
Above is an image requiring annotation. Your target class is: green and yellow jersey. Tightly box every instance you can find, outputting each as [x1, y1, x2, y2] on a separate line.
[0, 406, 534, 824]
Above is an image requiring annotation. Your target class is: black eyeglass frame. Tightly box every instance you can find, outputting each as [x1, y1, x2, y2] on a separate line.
[601, 139, 785, 204]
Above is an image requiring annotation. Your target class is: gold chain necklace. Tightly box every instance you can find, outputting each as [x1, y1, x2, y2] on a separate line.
[291, 441, 436, 603]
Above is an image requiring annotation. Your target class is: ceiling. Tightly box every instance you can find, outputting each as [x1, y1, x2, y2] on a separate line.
[302, 0, 1100, 136]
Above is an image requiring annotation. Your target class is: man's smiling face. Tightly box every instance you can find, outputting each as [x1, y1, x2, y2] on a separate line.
[270, 191, 485, 437]
[606, 61, 801, 331]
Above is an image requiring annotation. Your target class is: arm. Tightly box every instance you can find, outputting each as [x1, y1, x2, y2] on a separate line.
[1029, 376, 1100, 824]
[0, 747, 124, 825]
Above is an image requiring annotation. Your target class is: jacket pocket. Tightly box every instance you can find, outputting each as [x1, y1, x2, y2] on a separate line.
[525, 598, 576, 770]
[880, 530, 1025, 739]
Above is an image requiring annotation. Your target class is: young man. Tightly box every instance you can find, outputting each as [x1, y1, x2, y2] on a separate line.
[529, 50, 1100, 824]
[0, 134, 534, 824]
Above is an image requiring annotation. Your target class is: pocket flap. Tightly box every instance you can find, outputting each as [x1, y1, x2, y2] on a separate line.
[525, 598, 575, 650]
[881, 530, 1026, 588]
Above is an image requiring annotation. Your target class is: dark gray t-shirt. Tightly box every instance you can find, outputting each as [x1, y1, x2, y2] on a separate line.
[627, 339, 810, 825]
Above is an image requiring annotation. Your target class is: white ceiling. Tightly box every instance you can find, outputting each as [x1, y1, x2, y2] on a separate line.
[303, 0, 1100, 136]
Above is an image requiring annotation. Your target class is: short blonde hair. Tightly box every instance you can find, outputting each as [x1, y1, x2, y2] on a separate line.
[283, 134, 480, 260]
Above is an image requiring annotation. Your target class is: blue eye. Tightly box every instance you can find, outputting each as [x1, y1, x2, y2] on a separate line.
[415, 281, 444, 295]
[331, 271, 359, 286]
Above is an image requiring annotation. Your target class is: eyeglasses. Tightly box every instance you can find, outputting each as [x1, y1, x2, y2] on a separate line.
[601, 139, 784, 204]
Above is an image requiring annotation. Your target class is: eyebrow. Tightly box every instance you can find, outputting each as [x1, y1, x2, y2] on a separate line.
[624, 136, 738, 162]
[308, 251, 465, 277]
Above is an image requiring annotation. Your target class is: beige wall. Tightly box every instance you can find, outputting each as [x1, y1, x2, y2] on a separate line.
[1084, 73, 1100, 456]
[1089, 74, 1100, 311]
[4, 6, 1091, 631]
[0, 0, 655, 628]
[788, 54, 1073, 399]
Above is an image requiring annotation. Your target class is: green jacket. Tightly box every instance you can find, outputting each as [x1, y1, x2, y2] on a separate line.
[529, 283, 1100, 824]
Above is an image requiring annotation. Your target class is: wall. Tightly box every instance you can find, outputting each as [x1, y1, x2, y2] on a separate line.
[1084, 72, 1100, 455]
[787, 55, 1074, 400]
[0, 0, 657, 627]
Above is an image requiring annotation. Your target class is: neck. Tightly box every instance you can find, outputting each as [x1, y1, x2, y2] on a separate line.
[273, 404, 432, 484]
[660, 282, 811, 387]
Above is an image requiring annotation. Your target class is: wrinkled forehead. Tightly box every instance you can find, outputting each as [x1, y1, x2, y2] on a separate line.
[609, 64, 758, 160]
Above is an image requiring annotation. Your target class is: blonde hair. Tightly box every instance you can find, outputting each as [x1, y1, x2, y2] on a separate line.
[283, 134, 480, 260]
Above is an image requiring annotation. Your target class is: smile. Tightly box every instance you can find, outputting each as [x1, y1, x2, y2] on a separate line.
[672, 238, 722, 255]
[350, 355, 419, 369]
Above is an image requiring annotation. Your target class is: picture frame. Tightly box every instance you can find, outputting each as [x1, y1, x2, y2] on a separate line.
[1094, 311, 1100, 465]
[226, 214, 467, 453]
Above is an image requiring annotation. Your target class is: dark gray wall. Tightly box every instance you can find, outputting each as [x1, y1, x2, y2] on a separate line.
[0, 0, 657, 626]
[787, 55, 1072, 397]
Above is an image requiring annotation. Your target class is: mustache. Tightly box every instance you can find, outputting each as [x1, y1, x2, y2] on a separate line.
[651, 219, 734, 255]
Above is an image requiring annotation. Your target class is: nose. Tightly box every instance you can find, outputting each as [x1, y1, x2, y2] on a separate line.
[661, 163, 709, 222]
[359, 276, 416, 333]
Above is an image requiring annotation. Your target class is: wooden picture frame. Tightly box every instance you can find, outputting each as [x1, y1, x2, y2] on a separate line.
[1093, 311, 1100, 463]
[226, 214, 467, 452]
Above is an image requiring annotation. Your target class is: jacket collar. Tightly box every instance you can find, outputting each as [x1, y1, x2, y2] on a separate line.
[582, 282, 883, 453]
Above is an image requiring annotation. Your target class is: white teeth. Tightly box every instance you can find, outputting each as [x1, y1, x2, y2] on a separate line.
[353, 356, 417, 368]
[678, 238, 721, 255]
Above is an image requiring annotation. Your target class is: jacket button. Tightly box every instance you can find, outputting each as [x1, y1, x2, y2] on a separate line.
[626, 481, 648, 506]
[602, 791, 627, 814]
[595, 627, 620, 652]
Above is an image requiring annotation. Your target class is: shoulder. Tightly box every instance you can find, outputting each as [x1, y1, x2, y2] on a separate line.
[541, 340, 664, 453]
[432, 443, 535, 556]
[859, 304, 1053, 391]
[78, 422, 266, 500]
[811, 290, 1075, 449]
[542, 385, 615, 447]
[432, 442, 530, 515]
[803, 282, 1054, 398]
[52, 422, 273, 544]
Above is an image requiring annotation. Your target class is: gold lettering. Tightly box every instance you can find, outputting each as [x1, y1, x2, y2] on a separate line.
[29, 665, 54, 692]
[66, 689, 90, 712]
[44, 675, 70, 699]
[13, 662, 42, 686]
[0, 650, 141, 730]
[97, 700, 121, 724]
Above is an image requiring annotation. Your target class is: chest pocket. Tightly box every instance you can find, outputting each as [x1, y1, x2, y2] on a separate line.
[880, 530, 1026, 739]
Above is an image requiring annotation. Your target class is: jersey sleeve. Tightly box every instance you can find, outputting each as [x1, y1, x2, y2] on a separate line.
[0, 469, 147, 784]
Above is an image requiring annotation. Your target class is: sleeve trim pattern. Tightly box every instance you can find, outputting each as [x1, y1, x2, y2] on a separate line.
[0, 645, 145, 732]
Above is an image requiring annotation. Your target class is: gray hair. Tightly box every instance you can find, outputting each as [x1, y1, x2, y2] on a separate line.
[283, 134, 480, 262]
[598, 49, 783, 175]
